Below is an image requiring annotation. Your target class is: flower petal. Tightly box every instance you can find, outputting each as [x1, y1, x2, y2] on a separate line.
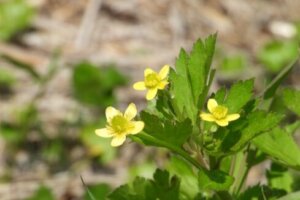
[207, 99, 218, 113]
[133, 81, 146, 90]
[106, 106, 122, 121]
[95, 128, 113, 138]
[146, 88, 158, 100]
[226, 114, 240, 121]
[158, 65, 170, 79]
[130, 121, 144, 134]
[157, 80, 168, 90]
[111, 135, 126, 147]
[124, 103, 137, 120]
[144, 68, 155, 76]
[200, 113, 215, 122]
[215, 119, 229, 127]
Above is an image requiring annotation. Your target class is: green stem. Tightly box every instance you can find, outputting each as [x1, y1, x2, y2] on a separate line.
[233, 145, 251, 195]
[134, 132, 205, 169]
[235, 166, 250, 195]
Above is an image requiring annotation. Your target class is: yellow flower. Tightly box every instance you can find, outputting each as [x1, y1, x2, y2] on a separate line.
[95, 103, 144, 147]
[133, 65, 170, 100]
[200, 99, 240, 127]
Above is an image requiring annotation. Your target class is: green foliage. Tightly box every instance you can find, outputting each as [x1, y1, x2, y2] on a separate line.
[267, 163, 293, 193]
[224, 79, 254, 113]
[282, 88, 300, 116]
[0, 0, 34, 40]
[169, 34, 217, 123]
[26, 186, 55, 200]
[262, 57, 298, 99]
[220, 55, 246, 75]
[0, 68, 16, 87]
[258, 40, 299, 72]
[136, 111, 192, 148]
[238, 185, 286, 200]
[167, 156, 198, 199]
[277, 191, 300, 200]
[198, 169, 234, 191]
[72, 62, 127, 107]
[253, 127, 300, 169]
[83, 184, 111, 200]
[108, 169, 180, 200]
[227, 111, 283, 152]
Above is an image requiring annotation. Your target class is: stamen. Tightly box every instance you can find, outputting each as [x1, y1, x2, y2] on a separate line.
[212, 106, 228, 120]
[145, 73, 160, 88]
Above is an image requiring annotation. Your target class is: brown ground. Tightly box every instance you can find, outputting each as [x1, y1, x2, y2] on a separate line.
[0, 0, 300, 199]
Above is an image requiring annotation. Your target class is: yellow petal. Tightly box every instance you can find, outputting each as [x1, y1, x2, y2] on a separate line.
[130, 121, 144, 134]
[158, 65, 170, 79]
[95, 128, 113, 138]
[215, 119, 229, 127]
[200, 113, 215, 122]
[111, 135, 126, 147]
[226, 114, 240, 121]
[157, 80, 168, 90]
[106, 106, 122, 121]
[144, 68, 155, 76]
[207, 99, 218, 113]
[146, 88, 158, 100]
[124, 103, 137, 120]
[133, 81, 146, 90]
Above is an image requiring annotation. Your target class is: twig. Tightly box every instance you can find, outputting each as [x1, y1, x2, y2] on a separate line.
[75, 0, 102, 50]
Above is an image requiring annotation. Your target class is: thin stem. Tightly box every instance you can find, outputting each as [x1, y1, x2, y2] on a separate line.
[234, 145, 251, 195]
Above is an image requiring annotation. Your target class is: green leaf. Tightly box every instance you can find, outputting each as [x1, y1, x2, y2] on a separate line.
[198, 169, 234, 191]
[253, 127, 300, 169]
[261, 57, 298, 99]
[258, 40, 298, 72]
[170, 50, 196, 121]
[238, 185, 286, 200]
[138, 111, 192, 147]
[220, 55, 245, 74]
[277, 191, 300, 200]
[224, 79, 254, 113]
[213, 87, 226, 104]
[168, 156, 198, 199]
[0, 0, 34, 40]
[26, 186, 55, 200]
[222, 111, 283, 152]
[169, 34, 217, 123]
[0, 68, 16, 87]
[282, 88, 300, 116]
[108, 169, 180, 200]
[83, 183, 111, 200]
[72, 62, 126, 107]
[188, 39, 207, 103]
[204, 33, 217, 71]
[266, 163, 293, 193]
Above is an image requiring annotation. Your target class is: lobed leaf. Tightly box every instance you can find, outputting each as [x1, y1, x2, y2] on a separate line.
[282, 88, 300, 116]
[108, 169, 180, 200]
[253, 127, 300, 170]
[224, 79, 254, 113]
[225, 111, 283, 152]
[137, 111, 192, 147]
[198, 169, 234, 191]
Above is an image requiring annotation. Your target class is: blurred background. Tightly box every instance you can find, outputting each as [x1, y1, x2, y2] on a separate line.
[0, 0, 299, 199]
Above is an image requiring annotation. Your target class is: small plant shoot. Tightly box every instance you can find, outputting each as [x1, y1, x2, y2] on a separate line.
[95, 34, 300, 199]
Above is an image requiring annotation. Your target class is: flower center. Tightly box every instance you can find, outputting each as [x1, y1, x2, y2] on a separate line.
[144, 73, 160, 88]
[110, 115, 132, 134]
[212, 106, 228, 120]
